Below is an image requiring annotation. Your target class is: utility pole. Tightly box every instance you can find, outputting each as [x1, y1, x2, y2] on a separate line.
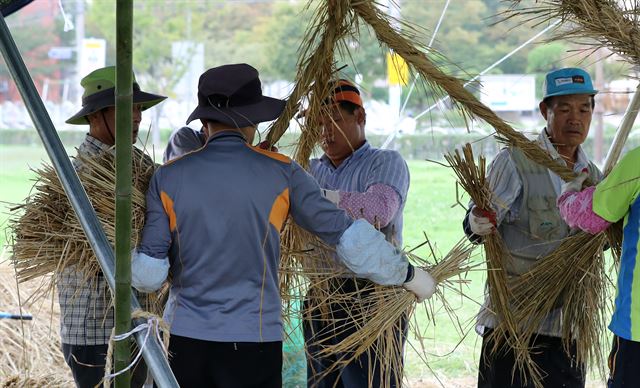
[594, 49, 605, 165]
[74, 0, 85, 105]
[386, 0, 401, 148]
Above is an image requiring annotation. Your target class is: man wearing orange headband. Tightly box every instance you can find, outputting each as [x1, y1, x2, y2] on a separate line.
[304, 79, 417, 388]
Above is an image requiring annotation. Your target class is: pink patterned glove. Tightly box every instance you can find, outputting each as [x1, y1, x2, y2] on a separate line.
[557, 186, 611, 234]
[339, 184, 400, 228]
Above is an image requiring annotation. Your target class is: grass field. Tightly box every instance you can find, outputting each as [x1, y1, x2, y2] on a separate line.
[0, 144, 606, 387]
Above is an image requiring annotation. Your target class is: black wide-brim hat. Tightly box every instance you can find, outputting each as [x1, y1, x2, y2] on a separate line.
[66, 66, 166, 125]
[186, 63, 286, 128]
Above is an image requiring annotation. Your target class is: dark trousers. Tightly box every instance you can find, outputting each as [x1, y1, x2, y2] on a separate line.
[168, 334, 282, 388]
[608, 335, 640, 387]
[478, 329, 585, 388]
[303, 279, 406, 388]
[62, 343, 147, 388]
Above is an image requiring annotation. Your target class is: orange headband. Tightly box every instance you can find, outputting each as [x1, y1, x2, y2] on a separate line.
[325, 80, 363, 108]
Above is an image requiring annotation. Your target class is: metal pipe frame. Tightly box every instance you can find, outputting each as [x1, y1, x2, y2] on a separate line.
[0, 14, 178, 388]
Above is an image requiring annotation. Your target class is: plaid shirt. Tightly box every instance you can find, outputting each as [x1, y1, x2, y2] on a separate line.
[57, 134, 114, 345]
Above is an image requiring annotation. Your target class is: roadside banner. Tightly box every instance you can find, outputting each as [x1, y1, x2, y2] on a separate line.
[387, 51, 409, 86]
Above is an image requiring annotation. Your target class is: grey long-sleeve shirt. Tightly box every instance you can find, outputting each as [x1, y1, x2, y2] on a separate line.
[137, 131, 409, 342]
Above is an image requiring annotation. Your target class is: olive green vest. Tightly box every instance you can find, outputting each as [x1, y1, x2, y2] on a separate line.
[477, 147, 599, 337]
[500, 148, 599, 276]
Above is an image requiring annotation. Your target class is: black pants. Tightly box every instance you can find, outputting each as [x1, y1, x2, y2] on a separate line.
[608, 335, 640, 387]
[478, 329, 585, 388]
[303, 278, 407, 388]
[168, 334, 282, 388]
[62, 343, 148, 388]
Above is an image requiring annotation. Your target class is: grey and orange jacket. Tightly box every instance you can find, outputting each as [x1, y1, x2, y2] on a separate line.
[135, 131, 410, 342]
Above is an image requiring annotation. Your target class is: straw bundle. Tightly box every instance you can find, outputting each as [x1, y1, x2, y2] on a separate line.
[296, 232, 477, 386]
[445, 144, 543, 385]
[504, 0, 640, 66]
[266, 1, 356, 149]
[496, 0, 640, 377]
[279, 136, 478, 385]
[0, 262, 73, 387]
[9, 147, 165, 312]
[507, 233, 613, 374]
[447, 144, 617, 386]
[270, 1, 485, 383]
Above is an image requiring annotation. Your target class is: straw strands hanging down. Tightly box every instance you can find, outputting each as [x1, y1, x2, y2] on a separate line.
[9, 147, 165, 312]
[280, 222, 479, 386]
[269, 1, 483, 384]
[266, 1, 356, 150]
[352, 0, 626, 382]
[270, 1, 489, 384]
[444, 145, 543, 386]
[0, 261, 73, 387]
[503, 0, 640, 65]
[446, 143, 619, 387]
[446, 142, 618, 386]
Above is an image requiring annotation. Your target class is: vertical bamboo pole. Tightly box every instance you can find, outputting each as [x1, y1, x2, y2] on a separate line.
[114, 0, 133, 386]
[0, 11, 178, 387]
[603, 84, 640, 174]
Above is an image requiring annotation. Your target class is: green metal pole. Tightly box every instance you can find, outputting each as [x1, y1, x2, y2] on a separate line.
[115, 0, 133, 386]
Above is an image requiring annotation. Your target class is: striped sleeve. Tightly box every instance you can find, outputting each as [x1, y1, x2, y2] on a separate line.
[364, 150, 409, 203]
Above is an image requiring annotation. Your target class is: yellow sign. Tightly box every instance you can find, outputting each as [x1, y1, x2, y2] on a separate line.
[387, 52, 409, 86]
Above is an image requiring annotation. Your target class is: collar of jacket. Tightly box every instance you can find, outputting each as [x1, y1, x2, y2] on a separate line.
[205, 130, 247, 145]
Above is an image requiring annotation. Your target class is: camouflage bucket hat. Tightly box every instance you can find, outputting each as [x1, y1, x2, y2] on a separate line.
[66, 66, 166, 125]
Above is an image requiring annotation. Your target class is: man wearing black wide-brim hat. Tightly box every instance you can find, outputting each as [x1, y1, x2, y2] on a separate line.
[131, 63, 437, 387]
[60, 66, 165, 388]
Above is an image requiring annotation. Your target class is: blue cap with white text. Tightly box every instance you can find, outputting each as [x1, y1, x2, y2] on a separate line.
[543, 68, 598, 99]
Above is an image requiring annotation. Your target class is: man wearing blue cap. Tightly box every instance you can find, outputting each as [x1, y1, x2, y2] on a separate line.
[461, 67, 603, 387]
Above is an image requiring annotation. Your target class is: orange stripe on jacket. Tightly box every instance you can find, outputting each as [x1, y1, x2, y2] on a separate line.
[160, 191, 177, 232]
[246, 144, 291, 164]
[269, 188, 290, 231]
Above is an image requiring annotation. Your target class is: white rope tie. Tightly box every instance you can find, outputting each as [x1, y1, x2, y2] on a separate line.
[102, 315, 168, 387]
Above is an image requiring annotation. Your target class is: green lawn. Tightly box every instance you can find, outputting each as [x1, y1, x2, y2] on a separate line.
[0, 144, 485, 383]
[0, 144, 605, 386]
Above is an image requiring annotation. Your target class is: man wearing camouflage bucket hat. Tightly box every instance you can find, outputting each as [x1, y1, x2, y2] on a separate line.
[60, 66, 165, 388]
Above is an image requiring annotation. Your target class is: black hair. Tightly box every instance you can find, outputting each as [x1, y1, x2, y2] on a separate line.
[542, 95, 596, 109]
[337, 101, 360, 114]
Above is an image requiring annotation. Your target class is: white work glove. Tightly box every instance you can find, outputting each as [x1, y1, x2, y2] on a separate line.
[403, 266, 436, 302]
[469, 206, 497, 236]
[561, 169, 589, 195]
[321, 189, 341, 205]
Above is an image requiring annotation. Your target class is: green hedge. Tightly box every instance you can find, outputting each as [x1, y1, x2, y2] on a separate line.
[1, 128, 639, 162]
